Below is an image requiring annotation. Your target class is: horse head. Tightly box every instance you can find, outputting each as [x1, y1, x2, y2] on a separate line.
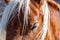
[1, 0, 50, 40]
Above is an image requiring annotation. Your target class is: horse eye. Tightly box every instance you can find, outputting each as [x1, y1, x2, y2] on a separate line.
[31, 22, 38, 30]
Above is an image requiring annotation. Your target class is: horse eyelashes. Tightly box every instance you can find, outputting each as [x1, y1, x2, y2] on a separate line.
[31, 22, 37, 30]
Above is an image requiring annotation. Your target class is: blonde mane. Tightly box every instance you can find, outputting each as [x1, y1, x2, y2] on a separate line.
[0, 0, 30, 40]
[41, 0, 50, 40]
[0, 0, 55, 40]
[34, 0, 50, 40]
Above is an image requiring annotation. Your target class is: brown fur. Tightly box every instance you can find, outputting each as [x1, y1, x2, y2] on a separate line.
[4, 0, 60, 40]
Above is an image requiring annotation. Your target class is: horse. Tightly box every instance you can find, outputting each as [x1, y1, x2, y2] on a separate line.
[0, 0, 60, 40]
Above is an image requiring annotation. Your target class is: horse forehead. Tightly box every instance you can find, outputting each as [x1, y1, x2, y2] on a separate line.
[28, 12, 40, 25]
[29, 13, 39, 20]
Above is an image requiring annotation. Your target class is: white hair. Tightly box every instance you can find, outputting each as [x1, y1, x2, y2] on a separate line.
[35, 0, 50, 40]
[0, 0, 30, 40]
[0, 0, 50, 40]
[41, 0, 50, 40]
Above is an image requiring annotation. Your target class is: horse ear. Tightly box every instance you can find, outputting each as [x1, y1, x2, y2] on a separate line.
[4, 0, 10, 4]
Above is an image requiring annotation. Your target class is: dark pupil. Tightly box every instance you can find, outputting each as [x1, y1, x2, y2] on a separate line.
[31, 23, 37, 30]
